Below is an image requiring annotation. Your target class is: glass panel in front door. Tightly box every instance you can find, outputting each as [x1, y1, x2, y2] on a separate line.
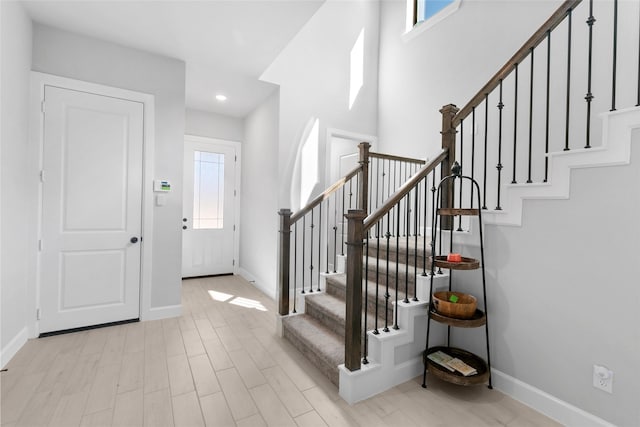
[193, 150, 224, 229]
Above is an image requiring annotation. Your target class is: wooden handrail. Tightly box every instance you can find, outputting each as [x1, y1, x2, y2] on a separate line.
[369, 151, 426, 165]
[290, 165, 362, 223]
[452, 0, 583, 127]
[363, 149, 448, 231]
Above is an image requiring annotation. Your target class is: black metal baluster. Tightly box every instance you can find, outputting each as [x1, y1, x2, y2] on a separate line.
[512, 63, 519, 184]
[471, 107, 476, 207]
[395, 204, 401, 310]
[302, 215, 306, 294]
[293, 222, 297, 313]
[341, 185, 346, 256]
[355, 172, 360, 211]
[413, 187, 419, 300]
[458, 120, 464, 230]
[496, 79, 504, 210]
[319, 203, 325, 287]
[585, 0, 595, 149]
[431, 169, 442, 275]
[309, 209, 314, 293]
[611, 0, 618, 112]
[333, 193, 338, 272]
[325, 199, 330, 274]
[392, 161, 397, 235]
[363, 237, 369, 363]
[349, 178, 354, 209]
[482, 94, 488, 210]
[376, 159, 381, 216]
[372, 222, 380, 327]
[422, 175, 428, 277]
[381, 159, 386, 231]
[565, 8, 573, 151]
[527, 48, 534, 184]
[404, 193, 410, 304]
[545, 31, 551, 182]
[385, 216, 395, 331]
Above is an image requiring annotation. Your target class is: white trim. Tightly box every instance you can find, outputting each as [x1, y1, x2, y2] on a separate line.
[183, 135, 242, 275]
[491, 369, 616, 427]
[482, 107, 640, 226]
[403, 0, 462, 42]
[324, 127, 377, 188]
[238, 267, 276, 300]
[144, 304, 182, 322]
[29, 72, 156, 333]
[0, 327, 28, 369]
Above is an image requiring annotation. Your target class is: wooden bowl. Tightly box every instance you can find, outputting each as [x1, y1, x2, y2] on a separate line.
[432, 291, 477, 319]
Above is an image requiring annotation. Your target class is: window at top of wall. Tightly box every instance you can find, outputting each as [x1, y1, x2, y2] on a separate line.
[415, 0, 455, 24]
[405, 0, 461, 39]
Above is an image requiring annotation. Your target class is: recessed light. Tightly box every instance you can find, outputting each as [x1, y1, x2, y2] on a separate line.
[215, 94, 227, 102]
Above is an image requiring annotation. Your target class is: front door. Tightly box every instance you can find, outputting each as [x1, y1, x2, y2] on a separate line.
[39, 85, 144, 334]
[182, 138, 237, 277]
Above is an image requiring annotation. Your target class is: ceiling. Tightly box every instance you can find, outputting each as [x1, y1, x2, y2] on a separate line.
[21, 0, 325, 118]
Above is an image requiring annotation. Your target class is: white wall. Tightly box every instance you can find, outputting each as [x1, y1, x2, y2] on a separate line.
[482, 135, 640, 426]
[261, 0, 380, 209]
[32, 24, 185, 310]
[185, 108, 245, 142]
[240, 91, 280, 298]
[377, 0, 560, 158]
[0, 1, 32, 366]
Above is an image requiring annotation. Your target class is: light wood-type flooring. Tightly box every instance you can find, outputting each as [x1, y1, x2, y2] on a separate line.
[0, 275, 560, 426]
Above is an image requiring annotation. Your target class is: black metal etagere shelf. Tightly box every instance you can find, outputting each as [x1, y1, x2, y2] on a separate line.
[422, 162, 493, 389]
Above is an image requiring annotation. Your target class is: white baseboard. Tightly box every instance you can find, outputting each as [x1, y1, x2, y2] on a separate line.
[1, 327, 28, 369]
[238, 267, 276, 300]
[142, 304, 182, 322]
[492, 369, 615, 427]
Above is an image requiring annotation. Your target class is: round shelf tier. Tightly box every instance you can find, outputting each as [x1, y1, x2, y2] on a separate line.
[430, 308, 486, 328]
[432, 255, 480, 270]
[424, 346, 490, 386]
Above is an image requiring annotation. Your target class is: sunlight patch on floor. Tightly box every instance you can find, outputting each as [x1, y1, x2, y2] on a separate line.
[208, 290, 268, 311]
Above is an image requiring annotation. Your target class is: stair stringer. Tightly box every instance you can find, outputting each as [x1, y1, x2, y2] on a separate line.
[338, 273, 449, 404]
[481, 107, 640, 226]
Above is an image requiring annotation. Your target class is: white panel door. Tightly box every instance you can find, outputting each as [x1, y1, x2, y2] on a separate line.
[182, 139, 236, 277]
[39, 85, 143, 334]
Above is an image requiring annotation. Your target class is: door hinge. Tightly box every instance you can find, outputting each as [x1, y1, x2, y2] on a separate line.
[232, 259, 235, 266]
[39, 170, 45, 183]
[234, 189, 236, 197]
[233, 224, 236, 231]
[235, 155, 237, 162]
[36, 308, 41, 320]
[38, 240, 43, 251]
[41, 100, 45, 113]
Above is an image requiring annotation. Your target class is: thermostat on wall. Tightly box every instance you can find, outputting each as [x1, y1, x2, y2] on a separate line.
[154, 180, 171, 192]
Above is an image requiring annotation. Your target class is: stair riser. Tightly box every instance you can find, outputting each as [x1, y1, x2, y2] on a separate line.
[366, 245, 429, 269]
[304, 295, 388, 350]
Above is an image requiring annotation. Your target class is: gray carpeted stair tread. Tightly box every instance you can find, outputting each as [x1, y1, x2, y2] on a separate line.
[281, 314, 344, 385]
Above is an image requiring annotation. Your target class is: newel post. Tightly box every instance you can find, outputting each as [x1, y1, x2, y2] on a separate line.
[440, 104, 459, 230]
[345, 209, 366, 371]
[358, 142, 370, 212]
[277, 209, 292, 316]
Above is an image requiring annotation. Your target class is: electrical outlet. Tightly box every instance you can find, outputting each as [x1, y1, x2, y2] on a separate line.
[593, 365, 613, 393]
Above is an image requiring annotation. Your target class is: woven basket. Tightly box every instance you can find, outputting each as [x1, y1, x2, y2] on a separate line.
[432, 291, 477, 319]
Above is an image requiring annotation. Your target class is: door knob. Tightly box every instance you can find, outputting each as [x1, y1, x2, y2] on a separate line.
[183, 218, 187, 222]
[130, 237, 139, 244]
[183, 225, 187, 230]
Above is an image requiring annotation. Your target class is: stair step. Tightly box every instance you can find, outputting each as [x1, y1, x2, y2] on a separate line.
[305, 292, 389, 339]
[281, 314, 344, 386]
[366, 235, 431, 268]
[364, 256, 428, 290]
[325, 275, 402, 330]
